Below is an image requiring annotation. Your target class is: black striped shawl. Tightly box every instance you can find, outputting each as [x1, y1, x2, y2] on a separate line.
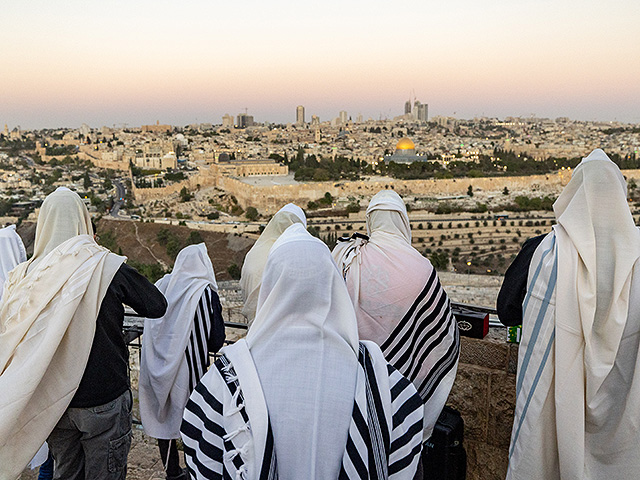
[380, 267, 460, 404]
[181, 341, 423, 479]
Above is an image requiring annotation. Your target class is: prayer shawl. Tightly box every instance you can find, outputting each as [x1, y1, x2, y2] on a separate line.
[0, 188, 124, 480]
[140, 243, 219, 440]
[182, 224, 423, 479]
[239, 203, 306, 324]
[0, 236, 123, 480]
[0, 225, 27, 301]
[507, 149, 640, 480]
[333, 190, 459, 440]
[181, 340, 424, 480]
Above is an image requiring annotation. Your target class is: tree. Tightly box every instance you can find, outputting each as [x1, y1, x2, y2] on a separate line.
[187, 230, 204, 245]
[83, 172, 91, 189]
[245, 206, 259, 221]
[179, 187, 192, 202]
[503, 186, 510, 195]
[467, 185, 474, 197]
[227, 263, 241, 280]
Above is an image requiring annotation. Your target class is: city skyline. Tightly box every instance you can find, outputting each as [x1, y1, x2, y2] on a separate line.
[1, 0, 639, 129]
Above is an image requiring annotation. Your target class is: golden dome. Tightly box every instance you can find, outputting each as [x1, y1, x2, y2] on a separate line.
[396, 137, 415, 150]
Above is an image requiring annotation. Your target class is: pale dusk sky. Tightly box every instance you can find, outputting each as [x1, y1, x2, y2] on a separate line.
[1, 0, 639, 128]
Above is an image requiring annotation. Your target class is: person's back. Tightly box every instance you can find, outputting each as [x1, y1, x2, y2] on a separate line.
[0, 187, 167, 480]
[332, 190, 459, 443]
[140, 243, 225, 480]
[504, 149, 640, 480]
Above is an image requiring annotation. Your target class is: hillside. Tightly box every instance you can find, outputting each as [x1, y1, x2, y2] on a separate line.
[17, 218, 255, 282]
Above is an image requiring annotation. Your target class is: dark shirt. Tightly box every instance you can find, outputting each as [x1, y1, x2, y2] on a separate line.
[497, 234, 547, 327]
[70, 263, 167, 408]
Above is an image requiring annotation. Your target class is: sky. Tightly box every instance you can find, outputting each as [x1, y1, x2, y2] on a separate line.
[1, 0, 639, 129]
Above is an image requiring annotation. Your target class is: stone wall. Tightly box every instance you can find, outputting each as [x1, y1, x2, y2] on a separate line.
[217, 169, 640, 213]
[131, 171, 215, 202]
[216, 173, 570, 213]
[448, 330, 518, 480]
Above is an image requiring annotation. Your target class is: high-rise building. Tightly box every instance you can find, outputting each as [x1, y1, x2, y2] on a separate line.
[296, 105, 305, 125]
[310, 115, 320, 126]
[414, 101, 428, 123]
[339, 110, 348, 125]
[222, 114, 234, 128]
[404, 100, 412, 115]
[356, 114, 363, 124]
[236, 113, 254, 128]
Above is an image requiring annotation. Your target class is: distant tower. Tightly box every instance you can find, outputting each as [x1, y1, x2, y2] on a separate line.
[315, 127, 321, 143]
[356, 114, 363, 124]
[311, 115, 320, 126]
[404, 100, 412, 115]
[339, 110, 348, 125]
[296, 105, 305, 125]
[222, 114, 234, 128]
[3, 124, 8, 137]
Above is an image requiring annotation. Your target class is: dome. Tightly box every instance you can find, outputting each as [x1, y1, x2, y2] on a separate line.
[396, 137, 415, 151]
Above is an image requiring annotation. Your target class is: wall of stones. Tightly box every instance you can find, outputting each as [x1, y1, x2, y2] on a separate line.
[447, 332, 518, 480]
[131, 172, 215, 202]
[216, 173, 572, 213]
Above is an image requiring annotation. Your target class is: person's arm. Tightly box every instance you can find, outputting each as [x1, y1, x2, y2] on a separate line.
[112, 263, 167, 318]
[497, 234, 547, 327]
[205, 287, 226, 353]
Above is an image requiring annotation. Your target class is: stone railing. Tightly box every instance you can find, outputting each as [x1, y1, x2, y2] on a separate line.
[448, 327, 517, 480]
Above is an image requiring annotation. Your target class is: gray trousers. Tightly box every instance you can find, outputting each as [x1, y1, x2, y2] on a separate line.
[48, 389, 133, 480]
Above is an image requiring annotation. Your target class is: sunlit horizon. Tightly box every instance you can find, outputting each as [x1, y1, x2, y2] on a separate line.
[2, 0, 639, 129]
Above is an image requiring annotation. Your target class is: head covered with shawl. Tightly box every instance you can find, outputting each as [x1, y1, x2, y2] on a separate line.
[0, 225, 27, 301]
[246, 223, 359, 478]
[29, 187, 93, 272]
[507, 149, 640, 479]
[0, 187, 124, 478]
[333, 189, 459, 440]
[140, 243, 218, 439]
[240, 203, 306, 324]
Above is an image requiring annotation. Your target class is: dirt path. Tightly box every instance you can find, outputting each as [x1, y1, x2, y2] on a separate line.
[133, 222, 169, 270]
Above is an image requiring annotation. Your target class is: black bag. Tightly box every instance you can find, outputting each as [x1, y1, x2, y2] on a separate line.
[421, 406, 467, 480]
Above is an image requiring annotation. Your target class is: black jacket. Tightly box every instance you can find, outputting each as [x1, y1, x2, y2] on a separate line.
[70, 263, 167, 407]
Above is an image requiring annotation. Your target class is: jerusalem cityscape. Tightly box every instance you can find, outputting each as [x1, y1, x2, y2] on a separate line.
[1, 1, 639, 479]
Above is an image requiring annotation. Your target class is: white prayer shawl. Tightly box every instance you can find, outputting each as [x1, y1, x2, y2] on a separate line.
[239, 203, 306, 324]
[0, 236, 123, 480]
[333, 190, 459, 440]
[140, 243, 218, 440]
[247, 223, 360, 478]
[0, 225, 27, 301]
[181, 339, 425, 479]
[507, 149, 640, 480]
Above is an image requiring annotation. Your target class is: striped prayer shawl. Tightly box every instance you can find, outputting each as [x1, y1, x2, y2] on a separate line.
[181, 342, 423, 480]
[506, 233, 558, 479]
[184, 285, 217, 392]
[380, 267, 460, 406]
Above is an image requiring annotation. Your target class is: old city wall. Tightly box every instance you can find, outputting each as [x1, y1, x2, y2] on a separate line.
[131, 171, 216, 202]
[217, 173, 571, 212]
[132, 169, 640, 212]
[221, 169, 640, 212]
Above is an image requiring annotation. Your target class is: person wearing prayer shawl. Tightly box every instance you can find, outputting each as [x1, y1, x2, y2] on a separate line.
[140, 243, 225, 480]
[239, 203, 306, 324]
[503, 149, 640, 480]
[332, 190, 460, 448]
[0, 187, 167, 480]
[0, 224, 27, 301]
[181, 223, 424, 479]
